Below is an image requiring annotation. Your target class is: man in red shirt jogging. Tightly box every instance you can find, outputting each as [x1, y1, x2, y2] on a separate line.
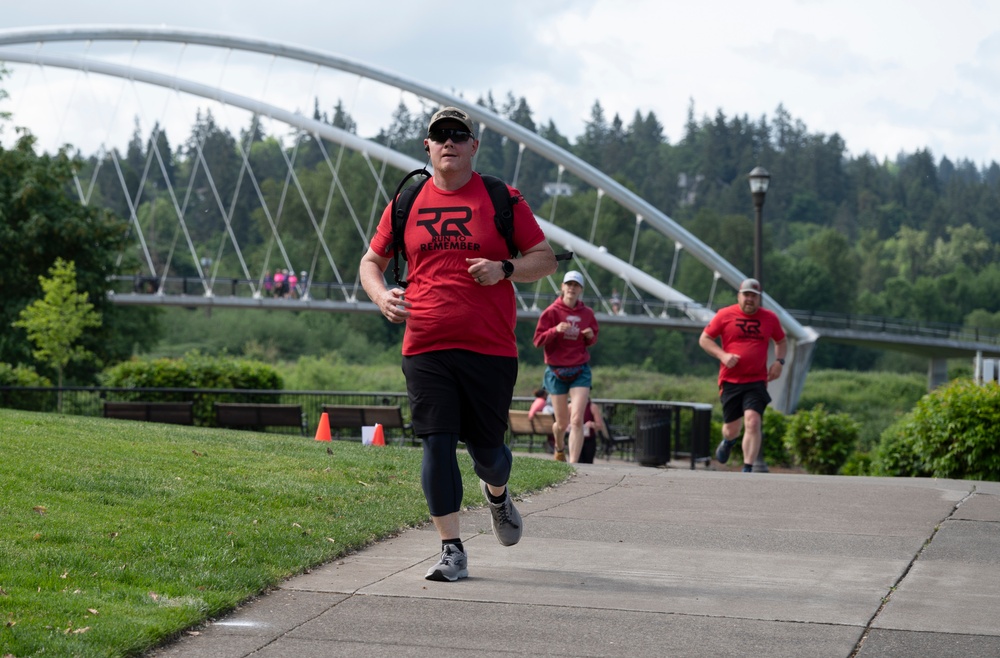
[698, 278, 787, 473]
[360, 106, 556, 582]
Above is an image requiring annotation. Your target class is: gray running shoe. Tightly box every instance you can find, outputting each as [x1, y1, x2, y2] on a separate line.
[425, 543, 468, 582]
[480, 480, 523, 546]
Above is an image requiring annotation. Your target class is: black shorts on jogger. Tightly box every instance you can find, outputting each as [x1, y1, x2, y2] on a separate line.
[720, 380, 771, 423]
[402, 349, 517, 447]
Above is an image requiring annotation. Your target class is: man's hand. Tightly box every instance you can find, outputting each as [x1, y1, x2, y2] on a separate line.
[377, 287, 411, 324]
[466, 258, 499, 285]
[720, 353, 740, 369]
[767, 360, 784, 381]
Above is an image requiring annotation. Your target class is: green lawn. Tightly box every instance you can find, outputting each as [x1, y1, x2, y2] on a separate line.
[0, 410, 572, 657]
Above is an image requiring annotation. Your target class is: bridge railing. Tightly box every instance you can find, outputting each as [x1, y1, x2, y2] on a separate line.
[110, 275, 1000, 344]
[108, 275, 712, 320]
[787, 309, 1000, 344]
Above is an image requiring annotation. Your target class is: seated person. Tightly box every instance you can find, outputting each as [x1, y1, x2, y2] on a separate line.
[528, 388, 550, 420]
[528, 387, 559, 455]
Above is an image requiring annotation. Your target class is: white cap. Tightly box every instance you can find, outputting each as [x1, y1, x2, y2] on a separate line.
[738, 278, 762, 294]
[563, 271, 584, 287]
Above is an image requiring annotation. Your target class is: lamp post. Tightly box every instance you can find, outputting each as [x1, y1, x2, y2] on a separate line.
[747, 166, 770, 290]
[747, 166, 771, 473]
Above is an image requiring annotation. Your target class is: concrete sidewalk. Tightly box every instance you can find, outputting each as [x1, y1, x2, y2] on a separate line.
[149, 461, 1000, 657]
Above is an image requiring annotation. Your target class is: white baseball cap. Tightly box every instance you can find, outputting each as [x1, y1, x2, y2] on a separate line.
[563, 271, 584, 287]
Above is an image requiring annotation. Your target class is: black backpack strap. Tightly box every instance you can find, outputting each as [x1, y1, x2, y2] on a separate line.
[389, 168, 430, 288]
[480, 174, 520, 258]
[480, 173, 573, 261]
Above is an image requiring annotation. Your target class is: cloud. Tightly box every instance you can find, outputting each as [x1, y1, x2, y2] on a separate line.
[957, 32, 1000, 93]
[5, 1, 1000, 163]
[738, 29, 877, 79]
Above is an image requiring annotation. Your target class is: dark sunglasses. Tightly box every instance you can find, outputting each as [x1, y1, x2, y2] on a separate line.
[428, 128, 474, 144]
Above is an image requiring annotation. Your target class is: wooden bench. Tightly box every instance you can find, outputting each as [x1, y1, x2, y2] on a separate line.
[508, 409, 555, 452]
[321, 405, 414, 442]
[214, 402, 307, 436]
[103, 401, 194, 426]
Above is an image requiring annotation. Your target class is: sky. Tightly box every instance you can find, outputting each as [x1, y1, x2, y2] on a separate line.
[3, 0, 1000, 167]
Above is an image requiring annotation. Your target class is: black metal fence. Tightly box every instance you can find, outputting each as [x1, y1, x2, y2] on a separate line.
[1, 386, 713, 467]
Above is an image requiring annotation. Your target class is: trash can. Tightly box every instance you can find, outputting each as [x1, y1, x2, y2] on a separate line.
[634, 405, 672, 467]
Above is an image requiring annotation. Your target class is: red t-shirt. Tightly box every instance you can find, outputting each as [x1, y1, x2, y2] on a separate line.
[533, 297, 599, 366]
[370, 173, 546, 357]
[703, 304, 785, 386]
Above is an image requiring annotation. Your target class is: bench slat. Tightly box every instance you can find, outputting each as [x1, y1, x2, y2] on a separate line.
[214, 403, 306, 436]
[507, 410, 555, 452]
[103, 401, 194, 426]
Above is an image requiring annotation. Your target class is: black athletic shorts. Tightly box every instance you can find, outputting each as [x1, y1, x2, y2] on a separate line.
[720, 380, 771, 423]
[402, 349, 517, 449]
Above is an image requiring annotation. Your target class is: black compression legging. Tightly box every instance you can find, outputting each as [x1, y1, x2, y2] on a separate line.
[421, 433, 513, 517]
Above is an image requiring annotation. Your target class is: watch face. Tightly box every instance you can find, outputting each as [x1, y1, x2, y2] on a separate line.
[502, 260, 514, 276]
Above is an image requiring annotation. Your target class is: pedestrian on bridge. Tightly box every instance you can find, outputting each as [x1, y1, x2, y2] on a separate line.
[359, 106, 557, 582]
[698, 278, 787, 473]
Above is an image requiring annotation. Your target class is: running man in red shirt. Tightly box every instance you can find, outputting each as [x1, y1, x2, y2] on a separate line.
[698, 278, 787, 473]
[360, 106, 556, 582]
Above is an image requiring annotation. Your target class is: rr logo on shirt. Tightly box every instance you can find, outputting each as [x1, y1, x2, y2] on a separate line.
[735, 318, 762, 337]
[416, 207, 473, 238]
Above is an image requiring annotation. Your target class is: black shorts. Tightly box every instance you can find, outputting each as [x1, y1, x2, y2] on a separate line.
[720, 381, 771, 423]
[402, 349, 517, 449]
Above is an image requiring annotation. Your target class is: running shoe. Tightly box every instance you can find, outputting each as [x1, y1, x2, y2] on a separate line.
[715, 438, 737, 464]
[480, 480, 523, 546]
[425, 543, 468, 582]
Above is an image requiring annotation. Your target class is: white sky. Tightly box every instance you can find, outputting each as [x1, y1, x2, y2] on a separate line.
[3, 0, 1000, 166]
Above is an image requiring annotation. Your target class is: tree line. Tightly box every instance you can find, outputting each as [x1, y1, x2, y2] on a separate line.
[4, 77, 1000, 382]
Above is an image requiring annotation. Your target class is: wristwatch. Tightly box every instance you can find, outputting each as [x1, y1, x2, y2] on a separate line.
[776, 358, 785, 365]
[501, 259, 514, 279]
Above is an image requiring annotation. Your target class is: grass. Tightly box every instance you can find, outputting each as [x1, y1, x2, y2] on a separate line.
[0, 410, 573, 657]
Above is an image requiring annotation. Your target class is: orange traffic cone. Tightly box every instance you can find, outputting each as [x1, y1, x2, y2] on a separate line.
[314, 412, 331, 442]
[372, 423, 385, 446]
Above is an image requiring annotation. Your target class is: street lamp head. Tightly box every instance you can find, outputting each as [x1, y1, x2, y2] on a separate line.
[748, 166, 770, 195]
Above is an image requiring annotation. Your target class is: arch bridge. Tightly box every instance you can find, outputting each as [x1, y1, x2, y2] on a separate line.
[2, 26, 997, 411]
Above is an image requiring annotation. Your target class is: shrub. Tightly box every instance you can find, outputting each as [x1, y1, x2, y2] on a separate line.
[783, 404, 860, 475]
[870, 380, 1000, 481]
[101, 352, 282, 390]
[869, 424, 929, 477]
[100, 352, 284, 425]
[0, 362, 54, 411]
[839, 451, 873, 476]
[761, 411, 792, 466]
